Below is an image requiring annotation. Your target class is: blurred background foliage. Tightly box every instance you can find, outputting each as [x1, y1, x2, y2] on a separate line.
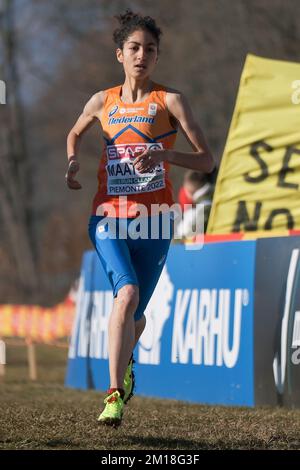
[1, 0, 300, 304]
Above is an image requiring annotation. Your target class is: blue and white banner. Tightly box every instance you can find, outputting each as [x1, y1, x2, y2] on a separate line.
[254, 236, 300, 407]
[66, 241, 256, 406]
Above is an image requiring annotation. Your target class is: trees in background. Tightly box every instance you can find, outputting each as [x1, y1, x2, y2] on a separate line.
[1, 0, 300, 304]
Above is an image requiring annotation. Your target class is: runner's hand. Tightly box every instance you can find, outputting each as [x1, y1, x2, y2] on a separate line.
[133, 149, 163, 173]
[65, 159, 82, 190]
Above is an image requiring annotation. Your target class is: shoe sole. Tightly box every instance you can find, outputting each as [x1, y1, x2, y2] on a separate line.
[123, 361, 135, 405]
[98, 417, 122, 427]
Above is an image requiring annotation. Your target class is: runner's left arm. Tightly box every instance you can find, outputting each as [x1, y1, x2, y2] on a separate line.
[133, 91, 215, 174]
[164, 91, 215, 173]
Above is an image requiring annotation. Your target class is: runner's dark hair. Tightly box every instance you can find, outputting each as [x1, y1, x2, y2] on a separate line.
[113, 9, 162, 51]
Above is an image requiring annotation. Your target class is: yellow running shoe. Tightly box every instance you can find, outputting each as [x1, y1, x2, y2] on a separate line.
[98, 389, 124, 426]
[123, 356, 135, 404]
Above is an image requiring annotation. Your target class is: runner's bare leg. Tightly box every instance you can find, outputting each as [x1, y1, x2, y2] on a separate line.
[134, 314, 146, 346]
[108, 284, 139, 389]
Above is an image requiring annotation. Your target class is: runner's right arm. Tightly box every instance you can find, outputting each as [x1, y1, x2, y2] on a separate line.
[66, 91, 105, 190]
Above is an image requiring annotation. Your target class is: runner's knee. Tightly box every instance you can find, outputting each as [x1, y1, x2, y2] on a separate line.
[116, 284, 139, 312]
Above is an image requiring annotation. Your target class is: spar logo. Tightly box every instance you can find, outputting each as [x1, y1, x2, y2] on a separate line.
[107, 142, 162, 160]
[108, 105, 118, 117]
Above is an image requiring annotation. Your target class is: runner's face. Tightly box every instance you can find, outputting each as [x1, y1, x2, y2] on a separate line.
[117, 29, 158, 78]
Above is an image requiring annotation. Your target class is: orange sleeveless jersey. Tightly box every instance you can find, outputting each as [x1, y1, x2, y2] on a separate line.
[92, 82, 178, 217]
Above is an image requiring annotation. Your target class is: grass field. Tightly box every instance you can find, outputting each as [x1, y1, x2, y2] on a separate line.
[0, 344, 300, 450]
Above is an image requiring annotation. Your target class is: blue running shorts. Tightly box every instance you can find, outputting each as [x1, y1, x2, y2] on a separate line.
[88, 213, 174, 321]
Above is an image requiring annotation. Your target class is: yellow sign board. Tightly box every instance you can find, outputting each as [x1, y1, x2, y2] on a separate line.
[207, 54, 300, 234]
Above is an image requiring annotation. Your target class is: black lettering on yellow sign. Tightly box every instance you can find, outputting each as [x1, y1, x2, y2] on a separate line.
[244, 141, 300, 189]
[232, 201, 294, 232]
[232, 201, 261, 232]
[265, 209, 294, 229]
[278, 146, 300, 190]
[231, 140, 299, 232]
[244, 141, 273, 183]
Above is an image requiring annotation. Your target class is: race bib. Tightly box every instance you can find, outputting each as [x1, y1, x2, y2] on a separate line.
[106, 142, 166, 195]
